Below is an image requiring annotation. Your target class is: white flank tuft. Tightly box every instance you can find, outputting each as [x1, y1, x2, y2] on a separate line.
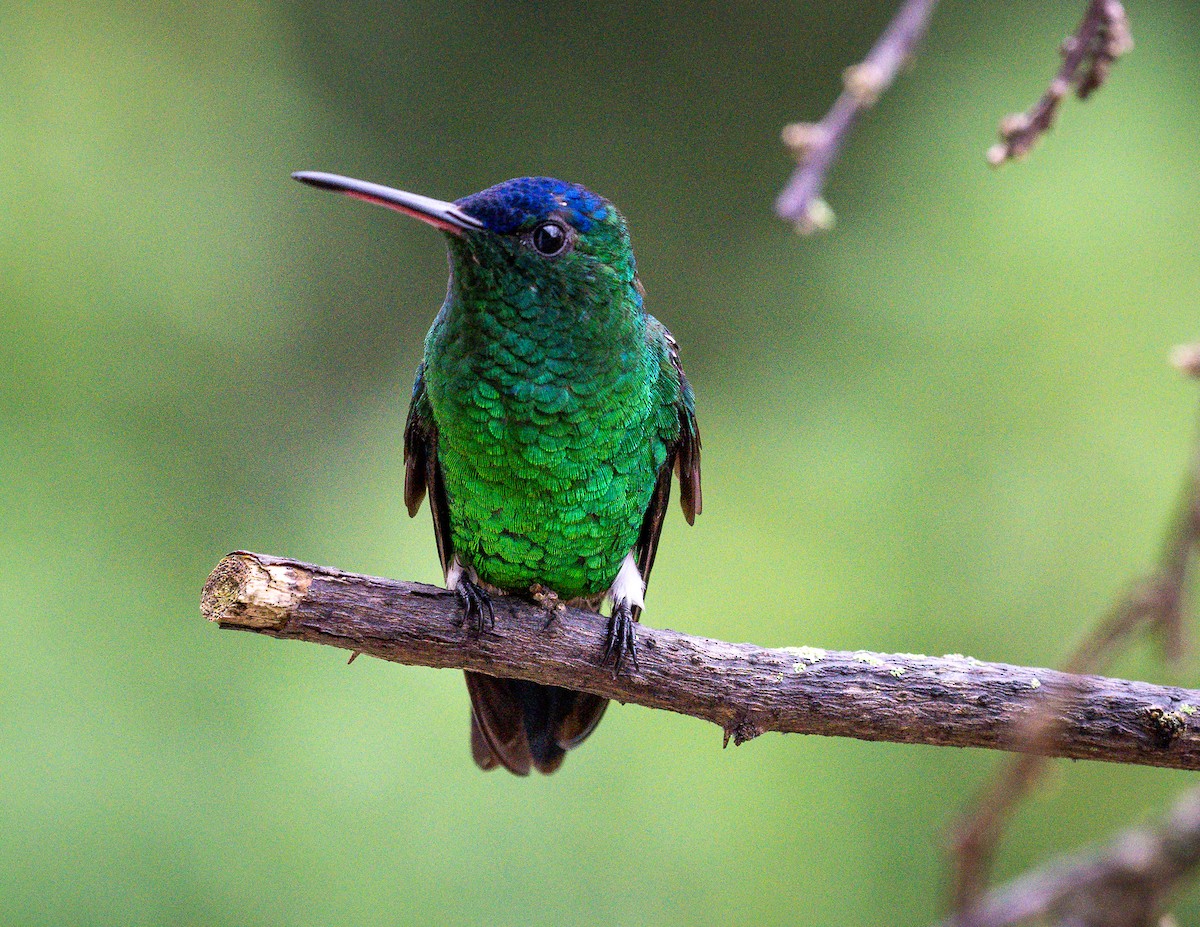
[608, 551, 645, 611]
[445, 556, 463, 591]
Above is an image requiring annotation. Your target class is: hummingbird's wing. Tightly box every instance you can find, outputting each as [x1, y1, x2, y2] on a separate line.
[633, 322, 703, 604]
[403, 362, 454, 576]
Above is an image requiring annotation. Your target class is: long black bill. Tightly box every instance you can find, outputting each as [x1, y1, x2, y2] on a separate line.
[292, 170, 483, 236]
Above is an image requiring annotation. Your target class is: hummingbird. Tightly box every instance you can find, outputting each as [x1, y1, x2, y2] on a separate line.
[293, 170, 701, 774]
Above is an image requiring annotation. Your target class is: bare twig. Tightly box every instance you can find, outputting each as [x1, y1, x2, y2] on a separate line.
[203, 550, 1200, 770]
[949, 373, 1200, 921]
[775, 0, 939, 232]
[940, 786, 1200, 927]
[987, 0, 1132, 165]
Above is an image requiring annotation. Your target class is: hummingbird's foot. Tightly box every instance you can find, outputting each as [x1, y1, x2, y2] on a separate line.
[454, 579, 495, 637]
[601, 601, 638, 676]
[530, 584, 566, 629]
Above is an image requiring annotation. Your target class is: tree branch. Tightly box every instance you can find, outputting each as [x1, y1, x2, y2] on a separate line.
[775, 0, 939, 232]
[204, 551, 1200, 770]
[987, 0, 1132, 166]
[940, 785, 1200, 927]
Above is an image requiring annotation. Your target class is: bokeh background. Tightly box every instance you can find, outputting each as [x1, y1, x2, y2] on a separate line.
[4, 2, 1200, 924]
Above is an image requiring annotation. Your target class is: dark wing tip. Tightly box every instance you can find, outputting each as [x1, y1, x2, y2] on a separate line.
[403, 458, 427, 517]
[676, 430, 702, 525]
[685, 467, 702, 523]
[403, 445, 428, 517]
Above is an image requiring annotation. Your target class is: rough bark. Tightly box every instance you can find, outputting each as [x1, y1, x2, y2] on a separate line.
[203, 551, 1200, 769]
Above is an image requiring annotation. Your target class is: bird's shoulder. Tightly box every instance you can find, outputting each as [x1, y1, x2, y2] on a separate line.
[643, 315, 696, 421]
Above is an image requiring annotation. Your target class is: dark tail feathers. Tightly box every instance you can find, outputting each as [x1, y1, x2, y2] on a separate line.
[465, 671, 608, 775]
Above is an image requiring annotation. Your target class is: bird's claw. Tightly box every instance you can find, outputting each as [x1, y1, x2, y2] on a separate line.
[454, 580, 495, 637]
[601, 601, 638, 676]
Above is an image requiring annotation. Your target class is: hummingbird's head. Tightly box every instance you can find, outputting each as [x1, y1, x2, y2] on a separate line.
[453, 176, 634, 281]
[292, 171, 641, 308]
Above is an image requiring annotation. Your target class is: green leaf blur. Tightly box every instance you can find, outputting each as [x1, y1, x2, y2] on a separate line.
[4, 2, 1200, 924]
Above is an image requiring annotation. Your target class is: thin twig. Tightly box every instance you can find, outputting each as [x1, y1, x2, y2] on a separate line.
[775, 0, 939, 232]
[939, 785, 1200, 927]
[987, 0, 1132, 165]
[949, 365, 1200, 921]
[203, 550, 1200, 770]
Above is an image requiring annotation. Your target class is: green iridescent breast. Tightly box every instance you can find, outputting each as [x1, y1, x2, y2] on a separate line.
[424, 287, 675, 599]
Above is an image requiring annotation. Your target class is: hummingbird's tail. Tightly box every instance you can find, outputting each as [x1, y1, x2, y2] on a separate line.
[464, 671, 608, 775]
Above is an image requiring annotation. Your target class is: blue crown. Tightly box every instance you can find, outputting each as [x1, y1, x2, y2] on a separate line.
[457, 177, 611, 235]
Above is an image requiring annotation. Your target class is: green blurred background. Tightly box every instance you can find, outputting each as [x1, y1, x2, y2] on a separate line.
[4, 2, 1200, 924]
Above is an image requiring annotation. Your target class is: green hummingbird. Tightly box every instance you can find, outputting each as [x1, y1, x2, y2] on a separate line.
[294, 170, 701, 775]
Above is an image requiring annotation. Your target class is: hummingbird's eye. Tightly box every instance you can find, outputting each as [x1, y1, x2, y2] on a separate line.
[529, 221, 570, 257]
